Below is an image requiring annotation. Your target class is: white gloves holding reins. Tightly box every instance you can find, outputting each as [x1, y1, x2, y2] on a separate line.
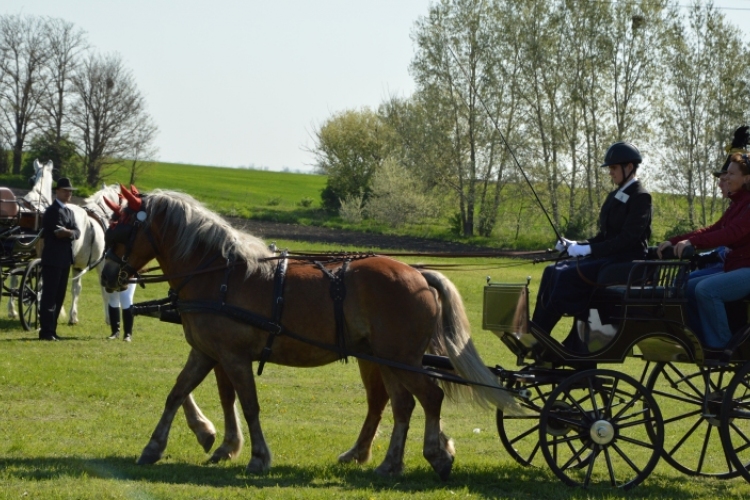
[555, 238, 592, 258]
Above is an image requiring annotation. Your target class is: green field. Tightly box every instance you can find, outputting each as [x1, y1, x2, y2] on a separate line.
[1, 236, 750, 499]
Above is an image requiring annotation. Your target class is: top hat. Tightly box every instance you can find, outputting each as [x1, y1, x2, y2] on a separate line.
[54, 177, 76, 190]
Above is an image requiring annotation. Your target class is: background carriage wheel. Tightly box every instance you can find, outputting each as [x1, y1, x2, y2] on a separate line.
[539, 369, 663, 490]
[646, 361, 742, 478]
[720, 360, 750, 482]
[496, 375, 556, 467]
[18, 258, 42, 332]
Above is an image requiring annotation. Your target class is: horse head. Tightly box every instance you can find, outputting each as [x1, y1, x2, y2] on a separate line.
[101, 184, 155, 292]
[24, 159, 53, 210]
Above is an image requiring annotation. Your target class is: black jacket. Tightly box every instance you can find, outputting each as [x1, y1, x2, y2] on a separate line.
[41, 201, 80, 268]
[585, 180, 652, 259]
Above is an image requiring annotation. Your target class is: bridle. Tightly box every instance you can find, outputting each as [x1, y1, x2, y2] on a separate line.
[104, 199, 160, 289]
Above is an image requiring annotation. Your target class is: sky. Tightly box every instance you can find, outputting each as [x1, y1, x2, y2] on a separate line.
[3, 1, 750, 174]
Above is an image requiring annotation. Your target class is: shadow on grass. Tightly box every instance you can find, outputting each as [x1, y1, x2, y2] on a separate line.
[0, 456, 706, 499]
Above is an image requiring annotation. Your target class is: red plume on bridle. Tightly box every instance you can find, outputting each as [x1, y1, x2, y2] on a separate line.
[103, 196, 121, 217]
[120, 184, 142, 212]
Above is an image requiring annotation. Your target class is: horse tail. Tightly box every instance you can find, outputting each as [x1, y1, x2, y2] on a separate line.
[420, 269, 521, 415]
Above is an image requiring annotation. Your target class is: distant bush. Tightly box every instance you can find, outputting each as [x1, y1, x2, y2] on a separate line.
[298, 197, 313, 208]
[266, 196, 282, 206]
[339, 192, 364, 224]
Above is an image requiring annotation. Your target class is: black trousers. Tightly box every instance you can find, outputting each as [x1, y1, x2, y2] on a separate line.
[39, 264, 70, 338]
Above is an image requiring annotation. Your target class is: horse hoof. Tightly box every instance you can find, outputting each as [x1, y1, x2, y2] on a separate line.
[198, 433, 216, 453]
[136, 450, 162, 465]
[245, 456, 271, 474]
[374, 462, 404, 477]
[338, 448, 371, 464]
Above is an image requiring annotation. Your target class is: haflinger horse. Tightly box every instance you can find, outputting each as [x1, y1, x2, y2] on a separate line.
[100, 186, 520, 479]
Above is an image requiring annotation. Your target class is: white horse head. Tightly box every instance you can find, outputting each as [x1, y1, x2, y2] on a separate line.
[24, 159, 54, 210]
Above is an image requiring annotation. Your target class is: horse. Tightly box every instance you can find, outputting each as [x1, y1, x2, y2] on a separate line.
[8, 159, 54, 319]
[100, 186, 519, 479]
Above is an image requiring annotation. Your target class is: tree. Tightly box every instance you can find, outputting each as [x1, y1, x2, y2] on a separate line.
[311, 108, 394, 210]
[0, 15, 49, 174]
[69, 53, 156, 186]
[37, 17, 87, 174]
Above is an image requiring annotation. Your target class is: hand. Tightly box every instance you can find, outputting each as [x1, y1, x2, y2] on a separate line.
[54, 227, 71, 239]
[674, 240, 693, 259]
[568, 243, 591, 258]
[555, 237, 574, 252]
[656, 241, 673, 259]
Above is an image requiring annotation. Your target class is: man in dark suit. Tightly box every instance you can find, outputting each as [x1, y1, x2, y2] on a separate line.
[39, 177, 80, 341]
[531, 142, 652, 337]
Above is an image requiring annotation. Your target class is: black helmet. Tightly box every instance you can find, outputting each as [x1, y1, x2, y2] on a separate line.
[600, 142, 642, 167]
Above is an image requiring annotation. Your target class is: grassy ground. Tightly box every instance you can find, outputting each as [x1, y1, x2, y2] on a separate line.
[1, 237, 749, 499]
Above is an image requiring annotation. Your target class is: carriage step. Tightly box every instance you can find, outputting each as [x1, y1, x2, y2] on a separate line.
[422, 354, 454, 371]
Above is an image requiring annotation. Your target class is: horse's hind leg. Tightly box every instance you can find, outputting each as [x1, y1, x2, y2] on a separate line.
[339, 360, 389, 465]
[138, 348, 217, 465]
[68, 272, 82, 324]
[208, 364, 244, 462]
[220, 359, 272, 474]
[374, 367, 417, 477]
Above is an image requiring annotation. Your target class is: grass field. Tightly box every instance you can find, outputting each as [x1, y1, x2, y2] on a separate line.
[1, 236, 750, 499]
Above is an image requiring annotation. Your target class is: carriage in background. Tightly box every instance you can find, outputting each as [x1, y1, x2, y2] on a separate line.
[0, 160, 54, 330]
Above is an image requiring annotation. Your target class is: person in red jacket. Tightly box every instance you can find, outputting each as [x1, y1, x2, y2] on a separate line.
[657, 153, 750, 348]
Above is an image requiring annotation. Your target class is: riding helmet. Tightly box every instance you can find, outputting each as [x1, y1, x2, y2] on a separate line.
[600, 142, 642, 167]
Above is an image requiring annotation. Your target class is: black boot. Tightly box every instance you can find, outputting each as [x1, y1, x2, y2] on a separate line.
[122, 306, 134, 342]
[107, 306, 120, 340]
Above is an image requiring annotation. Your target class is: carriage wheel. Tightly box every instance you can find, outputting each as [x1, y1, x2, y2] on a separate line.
[646, 362, 741, 478]
[19, 258, 42, 331]
[720, 360, 750, 483]
[496, 377, 555, 467]
[539, 369, 663, 489]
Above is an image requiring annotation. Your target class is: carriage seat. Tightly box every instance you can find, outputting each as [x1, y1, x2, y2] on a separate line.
[0, 187, 19, 219]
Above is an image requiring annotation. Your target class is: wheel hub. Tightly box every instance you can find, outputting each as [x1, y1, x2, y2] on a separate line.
[590, 420, 615, 445]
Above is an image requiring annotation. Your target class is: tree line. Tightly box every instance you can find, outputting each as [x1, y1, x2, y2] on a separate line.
[0, 14, 157, 186]
[312, 0, 750, 241]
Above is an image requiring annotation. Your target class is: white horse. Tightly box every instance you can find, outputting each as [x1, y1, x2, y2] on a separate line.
[67, 184, 121, 324]
[8, 160, 54, 318]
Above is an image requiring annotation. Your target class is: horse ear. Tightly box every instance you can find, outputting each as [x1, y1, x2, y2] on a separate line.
[103, 197, 121, 216]
[130, 184, 140, 196]
[120, 184, 142, 212]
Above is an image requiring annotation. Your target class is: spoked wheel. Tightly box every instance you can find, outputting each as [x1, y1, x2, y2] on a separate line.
[720, 360, 750, 482]
[19, 258, 42, 331]
[496, 373, 557, 467]
[647, 361, 741, 478]
[539, 369, 663, 489]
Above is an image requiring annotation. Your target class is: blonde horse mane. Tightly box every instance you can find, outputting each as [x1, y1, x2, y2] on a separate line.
[142, 189, 275, 278]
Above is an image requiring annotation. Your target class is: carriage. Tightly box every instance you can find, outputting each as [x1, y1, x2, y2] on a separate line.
[0, 174, 49, 331]
[100, 186, 750, 491]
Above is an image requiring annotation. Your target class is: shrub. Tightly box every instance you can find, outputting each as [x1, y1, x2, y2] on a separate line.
[298, 197, 313, 208]
[266, 196, 282, 206]
[338, 192, 365, 224]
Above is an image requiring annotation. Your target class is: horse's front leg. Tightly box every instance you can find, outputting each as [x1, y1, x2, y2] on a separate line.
[7, 274, 17, 318]
[221, 358, 271, 474]
[208, 364, 244, 462]
[68, 272, 82, 324]
[138, 348, 217, 465]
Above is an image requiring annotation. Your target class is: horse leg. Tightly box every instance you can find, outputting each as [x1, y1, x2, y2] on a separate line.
[138, 348, 217, 465]
[220, 360, 272, 474]
[182, 393, 217, 453]
[208, 364, 245, 462]
[392, 369, 454, 480]
[373, 367, 416, 477]
[338, 360, 389, 464]
[7, 274, 17, 318]
[68, 272, 82, 324]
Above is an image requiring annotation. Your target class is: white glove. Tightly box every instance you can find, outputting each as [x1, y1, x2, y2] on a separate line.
[568, 243, 591, 258]
[555, 237, 575, 252]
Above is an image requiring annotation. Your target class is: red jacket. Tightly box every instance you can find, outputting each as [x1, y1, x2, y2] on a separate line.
[670, 189, 750, 272]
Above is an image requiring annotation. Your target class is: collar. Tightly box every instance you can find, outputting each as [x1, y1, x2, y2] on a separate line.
[55, 198, 67, 209]
[618, 177, 638, 192]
